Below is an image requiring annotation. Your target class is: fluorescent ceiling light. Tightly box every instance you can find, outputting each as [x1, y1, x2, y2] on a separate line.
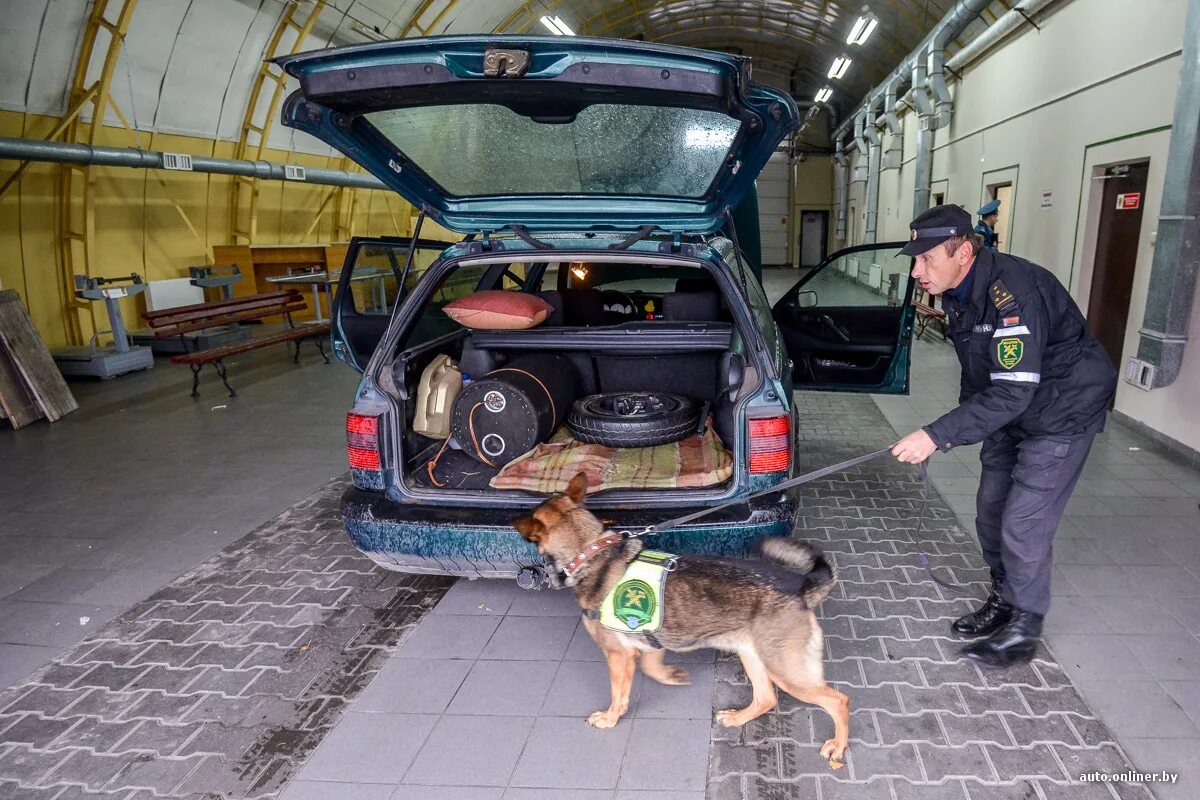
[814, 86, 833, 104]
[846, 14, 878, 45]
[827, 56, 852, 80]
[540, 15, 575, 35]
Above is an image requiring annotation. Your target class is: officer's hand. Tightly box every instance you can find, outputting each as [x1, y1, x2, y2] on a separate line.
[891, 429, 938, 464]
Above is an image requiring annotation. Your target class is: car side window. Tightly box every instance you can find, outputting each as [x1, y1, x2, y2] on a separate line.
[799, 248, 912, 309]
[342, 242, 440, 316]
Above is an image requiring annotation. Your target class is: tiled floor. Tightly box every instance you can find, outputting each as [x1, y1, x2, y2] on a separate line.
[0, 343, 360, 689]
[875, 332, 1200, 800]
[283, 579, 713, 800]
[2, 269, 1197, 799]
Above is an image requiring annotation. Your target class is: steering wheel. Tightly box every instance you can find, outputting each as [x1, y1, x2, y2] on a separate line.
[599, 289, 639, 318]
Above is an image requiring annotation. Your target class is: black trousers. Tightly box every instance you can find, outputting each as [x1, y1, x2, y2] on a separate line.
[975, 429, 1096, 615]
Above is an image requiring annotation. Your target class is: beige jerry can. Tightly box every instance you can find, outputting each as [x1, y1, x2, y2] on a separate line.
[413, 353, 463, 439]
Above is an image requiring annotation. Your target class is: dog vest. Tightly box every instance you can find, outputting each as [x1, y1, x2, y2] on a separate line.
[598, 549, 676, 634]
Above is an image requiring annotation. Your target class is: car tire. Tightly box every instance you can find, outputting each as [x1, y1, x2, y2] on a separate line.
[567, 392, 702, 447]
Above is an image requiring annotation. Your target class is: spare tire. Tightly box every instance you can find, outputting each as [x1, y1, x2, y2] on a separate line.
[567, 392, 702, 448]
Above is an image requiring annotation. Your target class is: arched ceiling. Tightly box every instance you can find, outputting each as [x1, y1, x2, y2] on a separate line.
[0, 0, 1012, 156]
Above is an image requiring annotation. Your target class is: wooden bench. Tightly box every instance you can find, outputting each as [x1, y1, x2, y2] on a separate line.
[142, 290, 330, 398]
[913, 287, 949, 341]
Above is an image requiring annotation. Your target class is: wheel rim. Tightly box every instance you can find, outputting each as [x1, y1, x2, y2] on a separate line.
[592, 392, 681, 418]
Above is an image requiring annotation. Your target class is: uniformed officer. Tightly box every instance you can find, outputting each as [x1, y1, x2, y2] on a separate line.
[890, 205, 1117, 668]
[975, 199, 1001, 250]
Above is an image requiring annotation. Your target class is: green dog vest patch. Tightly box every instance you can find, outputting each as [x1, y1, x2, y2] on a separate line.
[599, 550, 676, 633]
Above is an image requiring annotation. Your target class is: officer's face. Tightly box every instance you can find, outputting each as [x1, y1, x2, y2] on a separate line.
[984, 214, 999, 226]
[911, 240, 974, 296]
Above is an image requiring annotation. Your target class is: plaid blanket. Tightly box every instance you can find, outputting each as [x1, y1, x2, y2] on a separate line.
[490, 420, 733, 494]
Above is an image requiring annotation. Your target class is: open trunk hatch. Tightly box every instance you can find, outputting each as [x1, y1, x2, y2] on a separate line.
[276, 36, 798, 234]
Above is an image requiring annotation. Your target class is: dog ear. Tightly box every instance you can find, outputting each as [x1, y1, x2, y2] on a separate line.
[565, 472, 588, 504]
[512, 516, 546, 544]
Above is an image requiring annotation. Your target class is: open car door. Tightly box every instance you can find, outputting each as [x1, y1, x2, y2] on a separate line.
[772, 242, 916, 394]
[332, 236, 448, 371]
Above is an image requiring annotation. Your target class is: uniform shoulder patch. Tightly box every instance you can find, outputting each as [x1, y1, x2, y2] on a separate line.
[990, 280, 1018, 313]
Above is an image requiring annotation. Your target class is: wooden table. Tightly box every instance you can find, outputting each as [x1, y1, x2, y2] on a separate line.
[210, 243, 350, 321]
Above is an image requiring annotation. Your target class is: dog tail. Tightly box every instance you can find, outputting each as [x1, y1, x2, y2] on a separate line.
[758, 537, 836, 607]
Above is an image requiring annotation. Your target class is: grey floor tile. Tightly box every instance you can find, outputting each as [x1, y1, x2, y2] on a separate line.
[0, 600, 122, 647]
[404, 715, 534, 786]
[1085, 596, 1192, 635]
[506, 587, 585, 617]
[393, 788, 504, 800]
[432, 579, 518, 616]
[1160, 681, 1200, 727]
[1113, 738, 1197, 800]
[297, 712, 438, 784]
[1073, 681, 1200, 739]
[617, 718, 711, 791]
[1163, 598, 1200, 634]
[1057, 566, 1144, 598]
[540, 659, 645, 720]
[1046, 635, 1154, 682]
[509, 716, 632, 789]
[354, 658, 473, 715]
[1054, 537, 1114, 566]
[446, 660, 559, 716]
[1099, 497, 1200, 518]
[1124, 635, 1200, 681]
[0, 643, 64, 689]
[1126, 480, 1195, 498]
[479, 616, 578, 661]
[279, 780, 396, 800]
[1120, 566, 1200, 598]
[395, 615, 502, 660]
[1043, 598, 1112, 635]
[73, 569, 184, 607]
[6, 568, 116, 603]
[615, 793, 706, 800]
[504, 791, 615, 800]
[632, 663, 715, 719]
[563, 622, 605, 662]
[0, 562, 56, 599]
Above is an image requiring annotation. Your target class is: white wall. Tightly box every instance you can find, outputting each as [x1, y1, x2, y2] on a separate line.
[841, 0, 1197, 451]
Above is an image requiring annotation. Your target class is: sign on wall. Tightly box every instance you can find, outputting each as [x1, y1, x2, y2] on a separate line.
[1040, 190, 1053, 210]
[1116, 192, 1141, 210]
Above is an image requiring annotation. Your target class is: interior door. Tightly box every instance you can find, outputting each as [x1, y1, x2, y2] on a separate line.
[1087, 161, 1149, 374]
[332, 236, 445, 370]
[771, 242, 915, 393]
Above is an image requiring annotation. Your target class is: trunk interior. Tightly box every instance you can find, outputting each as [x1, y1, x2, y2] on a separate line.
[390, 279, 756, 496]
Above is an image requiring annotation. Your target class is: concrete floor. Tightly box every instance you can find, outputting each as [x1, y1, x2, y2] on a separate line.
[1, 271, 1197, 799]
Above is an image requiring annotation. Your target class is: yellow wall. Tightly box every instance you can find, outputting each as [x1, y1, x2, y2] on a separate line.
[0, 109, 457, 349]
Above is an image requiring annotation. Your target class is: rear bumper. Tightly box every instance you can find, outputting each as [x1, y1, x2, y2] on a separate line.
[341, 486, 799, 578]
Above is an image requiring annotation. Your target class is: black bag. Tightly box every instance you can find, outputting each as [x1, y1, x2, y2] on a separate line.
[450, 353, 576, 465]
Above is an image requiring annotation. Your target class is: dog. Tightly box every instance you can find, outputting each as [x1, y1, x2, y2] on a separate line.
[512, 472, 850, 766]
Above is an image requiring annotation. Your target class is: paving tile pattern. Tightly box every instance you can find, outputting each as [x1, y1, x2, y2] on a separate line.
[707, 391, 1149, 800]
[0, 481, 452, 799]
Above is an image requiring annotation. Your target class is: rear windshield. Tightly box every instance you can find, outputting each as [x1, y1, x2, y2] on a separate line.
[365, 104, 740, 199]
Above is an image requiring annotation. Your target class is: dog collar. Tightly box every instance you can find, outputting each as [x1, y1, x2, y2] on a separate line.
[561, 531, 625, 578]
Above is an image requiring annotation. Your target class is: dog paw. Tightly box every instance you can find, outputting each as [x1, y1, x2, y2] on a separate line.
[657, 667, 691, 686]
[820, 738, 847, 765]
[587, 710, 620, 729]
[714, 709, 744, 727]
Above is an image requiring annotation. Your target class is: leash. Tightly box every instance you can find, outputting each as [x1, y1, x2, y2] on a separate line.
[612, 446, 969, 595]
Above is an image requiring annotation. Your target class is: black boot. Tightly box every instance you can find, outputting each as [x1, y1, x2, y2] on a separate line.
[961, 608, 1044, 668]
[950, 571, 1013, 638]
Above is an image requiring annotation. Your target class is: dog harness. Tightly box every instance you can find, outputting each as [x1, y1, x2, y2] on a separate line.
[596, 549, 677, 634]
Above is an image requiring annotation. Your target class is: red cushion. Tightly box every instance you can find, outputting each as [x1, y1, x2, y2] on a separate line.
[443, 290, 553, 330]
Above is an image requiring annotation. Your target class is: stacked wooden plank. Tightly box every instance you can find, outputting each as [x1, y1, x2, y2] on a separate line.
[0, 290, 78, 429]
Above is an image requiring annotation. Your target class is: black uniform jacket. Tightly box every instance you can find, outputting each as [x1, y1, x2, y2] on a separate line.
[923, 250, 1117, 451]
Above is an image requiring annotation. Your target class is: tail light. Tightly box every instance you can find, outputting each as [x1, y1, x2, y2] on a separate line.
[346, 412, 382, 471]
[749, 416, 790, 474]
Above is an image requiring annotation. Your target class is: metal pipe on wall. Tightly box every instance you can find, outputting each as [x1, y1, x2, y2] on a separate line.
[911, 51, 936, 215]
[0, 136, 386, 190]
[1134, 0, 1200, 389]
[863, 99, 882, 244]
[834, 138, 849, 242]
